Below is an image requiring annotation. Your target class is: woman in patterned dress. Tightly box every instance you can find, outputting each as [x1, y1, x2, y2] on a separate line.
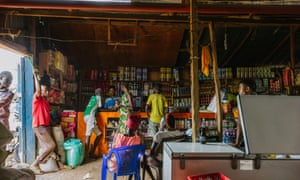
[116, 83, 133, 135]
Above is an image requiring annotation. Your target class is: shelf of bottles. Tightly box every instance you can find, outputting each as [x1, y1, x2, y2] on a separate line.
[236, 66, 283, 95]
[200, 118, 219, 142]
[81, 66, 192, 111]
[198, 66, 284, 106]
[222, 114, 236, 144]
[172, 86, 191, 111]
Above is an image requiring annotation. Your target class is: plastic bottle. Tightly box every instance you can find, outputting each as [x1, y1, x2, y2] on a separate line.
[199, 118, 207, 144]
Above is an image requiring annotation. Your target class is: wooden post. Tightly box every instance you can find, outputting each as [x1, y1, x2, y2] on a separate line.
[30, 18, 37, 64]
[208, 22, 222, 141]
[190, 0, 199, 142]
[290, 25, 295, 69]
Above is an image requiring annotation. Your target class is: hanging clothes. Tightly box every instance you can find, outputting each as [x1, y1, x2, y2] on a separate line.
[201, 46, 211, 77]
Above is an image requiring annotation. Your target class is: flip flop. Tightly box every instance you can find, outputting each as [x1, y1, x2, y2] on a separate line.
[60, 165, 72, 170]
[30, 165, 43, 175]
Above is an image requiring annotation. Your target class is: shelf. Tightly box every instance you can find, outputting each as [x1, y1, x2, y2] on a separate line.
[171, 112, 215, 119]
[173, 95, 191, 98]
[80, 79, 110, 83]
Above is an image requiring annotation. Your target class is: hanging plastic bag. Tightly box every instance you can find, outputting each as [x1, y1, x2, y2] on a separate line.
[206, 89, 225, 113]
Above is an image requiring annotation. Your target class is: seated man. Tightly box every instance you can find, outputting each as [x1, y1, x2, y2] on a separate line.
[151, 113, 185, 155]
[143, 113, 185, 180]
[153, 110, 184, 145]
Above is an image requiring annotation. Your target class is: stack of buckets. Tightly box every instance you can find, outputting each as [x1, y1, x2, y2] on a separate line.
[63, 138, 84, 168]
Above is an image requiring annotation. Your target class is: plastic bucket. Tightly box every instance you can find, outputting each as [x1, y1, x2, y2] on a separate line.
[39, 154, 59, 172]
[63, 138, 84, 168]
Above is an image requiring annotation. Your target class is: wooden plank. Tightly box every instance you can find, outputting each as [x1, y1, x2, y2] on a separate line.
[290, 25, 296, 69]
[208, 22, 222, 141]
[189, 0, 199, 142]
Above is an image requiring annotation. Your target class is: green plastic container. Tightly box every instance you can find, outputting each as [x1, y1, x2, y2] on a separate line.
[63, 138, 84, 168]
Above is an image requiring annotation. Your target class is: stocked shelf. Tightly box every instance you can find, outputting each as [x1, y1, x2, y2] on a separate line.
[39, 50, 78, 112]
[198, 65, 287, 107]
[78, 66, 192, 112]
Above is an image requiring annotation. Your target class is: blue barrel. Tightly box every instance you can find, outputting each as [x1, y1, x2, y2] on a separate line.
[63, 138, 84, 168]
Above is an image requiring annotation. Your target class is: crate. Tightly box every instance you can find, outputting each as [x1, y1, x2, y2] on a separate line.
[187, 172, 230, 180]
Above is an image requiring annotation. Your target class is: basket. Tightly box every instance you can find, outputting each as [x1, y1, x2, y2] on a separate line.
[187, 172, 230, 180]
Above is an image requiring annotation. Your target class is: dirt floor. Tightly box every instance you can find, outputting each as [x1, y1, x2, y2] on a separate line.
[5, 148, 155, 180]
[36, 159, 101, 180]
[35, 158, 155, 180]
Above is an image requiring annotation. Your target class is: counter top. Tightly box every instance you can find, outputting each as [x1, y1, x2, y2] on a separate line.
[164, 142, 244, 157]
[82, 111, 216, 119]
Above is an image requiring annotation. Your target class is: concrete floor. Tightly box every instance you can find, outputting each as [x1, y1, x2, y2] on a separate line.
[35, 158, 155, 180]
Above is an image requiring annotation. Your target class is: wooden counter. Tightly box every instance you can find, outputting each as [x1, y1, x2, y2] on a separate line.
[77, 111, 215, 155]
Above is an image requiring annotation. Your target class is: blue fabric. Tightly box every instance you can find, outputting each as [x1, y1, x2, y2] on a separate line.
[104, 97, 118, 109]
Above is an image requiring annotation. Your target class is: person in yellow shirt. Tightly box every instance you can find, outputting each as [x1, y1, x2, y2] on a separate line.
[145, 84, 168, 137]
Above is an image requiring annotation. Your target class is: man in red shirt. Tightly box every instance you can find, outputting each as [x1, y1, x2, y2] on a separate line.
[30, 70, 56, 174]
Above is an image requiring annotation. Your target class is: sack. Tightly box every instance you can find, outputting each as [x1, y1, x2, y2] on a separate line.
[39, 152, 59, 172]
[52, 126, 66, 163]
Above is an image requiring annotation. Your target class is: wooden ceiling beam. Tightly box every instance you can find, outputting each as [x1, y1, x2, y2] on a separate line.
[1, 1, 300, 15]
[9, 9, 300, 27]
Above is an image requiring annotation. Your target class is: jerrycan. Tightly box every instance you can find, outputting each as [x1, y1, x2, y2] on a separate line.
[63, 138, 84, 168]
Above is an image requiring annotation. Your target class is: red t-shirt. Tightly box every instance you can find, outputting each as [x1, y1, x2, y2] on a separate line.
[32, 95, 50, 128]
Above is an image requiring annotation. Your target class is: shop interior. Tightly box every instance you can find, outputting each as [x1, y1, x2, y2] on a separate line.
[1, 1, 300, 179]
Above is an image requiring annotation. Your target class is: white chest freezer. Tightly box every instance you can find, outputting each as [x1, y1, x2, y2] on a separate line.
[163, 142, 300, 180]
[163, 95, 300, 180]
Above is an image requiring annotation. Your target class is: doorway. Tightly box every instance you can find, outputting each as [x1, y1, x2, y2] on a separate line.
[0, 48, 21, 131]
[0, 47, 35, 164]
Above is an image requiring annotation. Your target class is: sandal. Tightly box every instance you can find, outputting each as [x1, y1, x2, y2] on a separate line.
[30, 165, 43, 175]
[60, 165, 72, 170]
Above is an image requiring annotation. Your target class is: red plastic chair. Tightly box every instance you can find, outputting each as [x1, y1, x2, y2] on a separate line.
[101, 144, 145, 180]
